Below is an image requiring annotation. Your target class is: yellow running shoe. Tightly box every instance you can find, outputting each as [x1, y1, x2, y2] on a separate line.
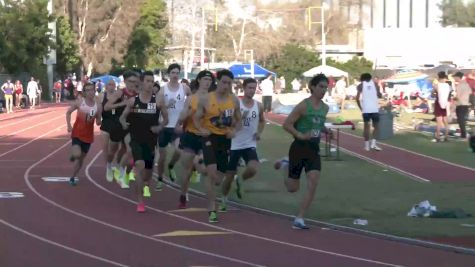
[128, 170, 136, 182]
[113, 167, 120, 183]
[190, 171, 200, 183]
[143, 185, 151, 197]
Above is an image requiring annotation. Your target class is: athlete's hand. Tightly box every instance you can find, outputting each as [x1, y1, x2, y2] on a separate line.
[121, 121, 129, 130]
[253, 132, 261, 141]
[67, 125, 72, 133]
[150, 125, 163, 134]
[175, 125, 183, 135]
[197, 127, 210, 137]
[296, 132, 312, 141]
[226, 129, 236, 139]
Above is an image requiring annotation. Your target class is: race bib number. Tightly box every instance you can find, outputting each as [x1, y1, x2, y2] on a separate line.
[224, 109, 233, 117]
[147, 103, 156, 110]
[112, 109, 116, 115]
[311, 129, 320, 137]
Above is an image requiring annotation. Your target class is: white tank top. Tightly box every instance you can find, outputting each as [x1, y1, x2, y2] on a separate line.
[437, 83, 451, 109]
[80, 98, 98, 118]
[231, 99, 259, 150]
[360, 81, 379, 114]
[162, 83, 186, 127]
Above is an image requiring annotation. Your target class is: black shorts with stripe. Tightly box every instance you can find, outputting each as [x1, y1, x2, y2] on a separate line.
[288, 139, 321, 179]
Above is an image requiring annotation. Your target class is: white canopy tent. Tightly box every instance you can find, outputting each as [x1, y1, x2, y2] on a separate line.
[303, 65, 348, 78]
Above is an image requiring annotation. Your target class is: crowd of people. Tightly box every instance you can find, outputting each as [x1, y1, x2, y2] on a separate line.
[0, 77, 43, 112]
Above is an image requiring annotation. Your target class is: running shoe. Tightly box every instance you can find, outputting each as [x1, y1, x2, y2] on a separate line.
[190, 171, 200, 183]
[218, 202, 227, 213]
[113, 167, 120, 182]
[371, 144, 382, 151]
[128, 170, 136, 182]
[155, 180, 164, 191]
[178, 195, 187, 209]
[106, 167, 114, 182]
[292, 220, 310, 230]
[208, 211, 218, 223]
[136, 202, 145, 213]
[143, 186, 151, 197]
[69, 177, 77, 186]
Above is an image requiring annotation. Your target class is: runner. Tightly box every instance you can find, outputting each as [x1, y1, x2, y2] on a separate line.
[53, 80, 62, 103]
[194, 69, 241, 223]
[66, 82, 102, 186]
[281, 74, 330, 229]
[356, 73, 382, 151]
[99, 79, 129, 187]
[220, 78, 265, 212]
[104, 70, 140, 185]
[174, 70, 214, 209]
[119, 71, 167, 212]
[156, 64, 192, 190]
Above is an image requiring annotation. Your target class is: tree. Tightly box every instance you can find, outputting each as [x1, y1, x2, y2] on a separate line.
[124, 0, 168, 69]
[439, 0, 475, 27]
[55, 0, 145, 74]
[0, 0, 54, 74]
[328, 56, 373, 81]
[56, 16, 81, 78]
[264, 44, 320, 90]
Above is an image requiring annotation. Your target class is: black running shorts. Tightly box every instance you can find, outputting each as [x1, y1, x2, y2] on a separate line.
[288, 139, 321, 179]
[202, 134, 231, 173]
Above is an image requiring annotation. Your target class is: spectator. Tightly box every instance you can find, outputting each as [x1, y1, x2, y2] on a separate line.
[280, 76, 286, 92]
[260, 74, 274, 113]
[453, 71, 471, 139]
[291, 78, 301, 93]
[1, 79, 14, 113]
[36, 79, 43, 106]
[27, 77, 39, 109]
[14, 80, 23, 109]
[53, 80, 62, 103]
[334, 76, 347, 109]
[432, 71, 451, 142]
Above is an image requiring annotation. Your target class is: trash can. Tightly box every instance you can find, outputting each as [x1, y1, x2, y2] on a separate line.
[377, 109, 394, 140]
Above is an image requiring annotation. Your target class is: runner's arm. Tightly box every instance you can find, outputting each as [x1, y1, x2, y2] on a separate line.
[193, 95, 209, 136]
[119, 98, 134, 129]
[95, 96, 102, 126]
[157, 90, 168, 130]
[184, 84, 192, 97]
[256, 102, 266, 140]
[104, 90, 126, 111]
[66, 99, 80, 132]
[229, 95, 242, 134]
[355, 83, 362, 111]
[176, 96, 192, 128]
[283, 101, 309, 140]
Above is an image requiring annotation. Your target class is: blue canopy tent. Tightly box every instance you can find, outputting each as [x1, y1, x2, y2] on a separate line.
[91, 75, 121, 85]
[229, 63, 276, 79]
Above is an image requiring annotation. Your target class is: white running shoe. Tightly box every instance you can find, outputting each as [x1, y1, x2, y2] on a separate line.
[106, 167, 114, 182]
[371, 144, 382, 151]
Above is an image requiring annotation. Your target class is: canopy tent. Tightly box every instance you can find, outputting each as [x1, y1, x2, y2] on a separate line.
[303, 65, 348, 78]
[424, 64, 458, 77]
[229, 63, 276, 79]
[91, 75, 121, 85]
[385, 70, 428, 83]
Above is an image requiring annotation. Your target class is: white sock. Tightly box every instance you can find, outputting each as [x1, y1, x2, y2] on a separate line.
[365, 141, 370, 148]
[294, 217, 305, 224]
[106, 162, 111, 170]
[371, 139, 376, 147]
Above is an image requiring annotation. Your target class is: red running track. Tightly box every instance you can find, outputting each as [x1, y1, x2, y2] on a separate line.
[1, 104, 475, 266]
[266, 113, 475, 183]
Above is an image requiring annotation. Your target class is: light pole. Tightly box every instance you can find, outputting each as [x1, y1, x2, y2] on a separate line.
[307, 3, 328, 67]
[200, 7, 218, 71]
[244, 49, 254, 78]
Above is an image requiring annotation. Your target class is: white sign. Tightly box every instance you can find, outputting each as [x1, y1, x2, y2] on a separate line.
[42, 177, 78, 182]
[0, 192, 24, 199]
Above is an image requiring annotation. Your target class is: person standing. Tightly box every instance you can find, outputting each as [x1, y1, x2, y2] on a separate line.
[282, 74, 330, 230]
[194, 69, 241, 223]
[53, 80, 62, 103]
[156, 63, 191, 189]
[14, 80, 24, 109]
[260, 74, 274, 113]
[1, 79, 14, 113]
[27, 77, 38, 109]
[36, 79, 43, 106]
[453, 72, 472, 139]
[119, 71, 168, 212]
[432, 72, 451, 142]
[220, 78, 265, 212]
[66, 82, 102, 186]
[356, 73, 382, 151]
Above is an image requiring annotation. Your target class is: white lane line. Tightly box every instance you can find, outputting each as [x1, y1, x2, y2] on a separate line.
[0, 125, 65, 159]
[24, 142, 263, 267]
[266, 117, 430, 183]
[0, 110, 55, 129]
[0, 218, 128, 267]
[86, 151, 402, 267]
[0, 114, 64, 140]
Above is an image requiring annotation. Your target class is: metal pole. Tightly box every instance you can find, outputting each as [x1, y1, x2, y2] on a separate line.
[200, 8, 205, 70]
[46, 0, 55, 101]
[250, 50, 255, 78]
[321, 6, 326, 67]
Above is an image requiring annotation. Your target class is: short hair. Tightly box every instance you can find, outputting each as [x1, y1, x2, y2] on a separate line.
[308, 74, 329, 90]
[360, 73, 372, 82]
[217, 69, 234, 80]
[167, 63, 181, 73]
[243, 78, 257, 88]
[438, 71, 448, 79]
[123, 70, 139, 80]
[141, 70, 154, 81]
